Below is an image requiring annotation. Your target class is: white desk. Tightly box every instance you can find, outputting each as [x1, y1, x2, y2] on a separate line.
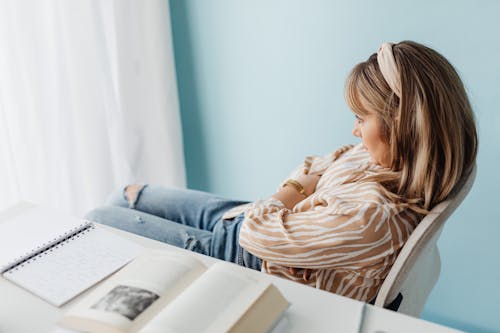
[0, 224, 461, 333]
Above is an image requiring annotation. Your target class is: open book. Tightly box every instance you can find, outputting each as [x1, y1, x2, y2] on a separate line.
[59, 250, 289, 333]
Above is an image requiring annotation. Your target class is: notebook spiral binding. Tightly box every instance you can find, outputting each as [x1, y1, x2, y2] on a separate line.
[1, 221, 93, 274]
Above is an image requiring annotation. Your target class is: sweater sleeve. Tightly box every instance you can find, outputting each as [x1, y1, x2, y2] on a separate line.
[238, 200, 394, 270]
[276, 145, 355, 191]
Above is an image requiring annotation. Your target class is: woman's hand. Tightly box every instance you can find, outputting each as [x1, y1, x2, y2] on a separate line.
[288, 267, 313, 282]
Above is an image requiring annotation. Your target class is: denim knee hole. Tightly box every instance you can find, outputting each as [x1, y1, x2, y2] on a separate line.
[182, 233, 201, 252]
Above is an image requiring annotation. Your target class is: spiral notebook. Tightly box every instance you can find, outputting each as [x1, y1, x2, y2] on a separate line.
[0, 202, 144, 307]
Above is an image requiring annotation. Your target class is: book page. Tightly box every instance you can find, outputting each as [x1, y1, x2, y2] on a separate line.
[59, 250, 207, 333]
[3, 225, 144, 307]
[139, 262, 288, 333]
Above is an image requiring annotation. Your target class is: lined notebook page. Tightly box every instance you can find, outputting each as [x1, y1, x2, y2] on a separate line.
[0, 203, 88, 272]
[3, 225, 144, 307]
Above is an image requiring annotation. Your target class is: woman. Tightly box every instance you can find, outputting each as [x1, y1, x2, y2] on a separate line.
[87, 41, 477, 302]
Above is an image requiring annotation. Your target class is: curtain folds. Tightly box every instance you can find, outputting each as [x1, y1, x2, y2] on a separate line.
[0, 0, 185, 215]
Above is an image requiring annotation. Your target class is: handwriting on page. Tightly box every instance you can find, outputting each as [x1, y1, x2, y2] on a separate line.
[4, 226, 143, 307]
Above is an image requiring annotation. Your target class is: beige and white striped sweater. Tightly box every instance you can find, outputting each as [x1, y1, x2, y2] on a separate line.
[223, 143, 421, 302]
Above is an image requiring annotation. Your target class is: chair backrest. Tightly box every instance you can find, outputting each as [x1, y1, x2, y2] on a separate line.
[374, 165, 477, 317]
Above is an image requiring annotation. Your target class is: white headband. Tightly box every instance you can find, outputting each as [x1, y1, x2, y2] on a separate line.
[377, 42, 401, 98]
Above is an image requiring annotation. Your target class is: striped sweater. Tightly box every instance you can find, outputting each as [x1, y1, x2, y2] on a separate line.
[223, 143, 421, 302]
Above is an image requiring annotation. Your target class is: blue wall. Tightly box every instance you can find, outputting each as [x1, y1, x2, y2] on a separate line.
[169, 1, 500, 332]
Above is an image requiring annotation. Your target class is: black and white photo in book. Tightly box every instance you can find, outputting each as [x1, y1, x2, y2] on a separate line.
[91, 285, 160, 321]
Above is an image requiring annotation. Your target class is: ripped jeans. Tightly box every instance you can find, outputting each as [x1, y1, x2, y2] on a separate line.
[85, 185, 263, 271]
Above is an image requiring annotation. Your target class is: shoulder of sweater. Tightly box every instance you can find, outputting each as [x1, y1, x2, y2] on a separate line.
[325, 181, 400, 214]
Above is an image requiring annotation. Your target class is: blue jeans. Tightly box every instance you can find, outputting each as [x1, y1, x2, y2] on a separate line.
[85, 185, 262, 271]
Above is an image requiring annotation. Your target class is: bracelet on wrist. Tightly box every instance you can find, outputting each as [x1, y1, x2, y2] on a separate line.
[283, 179, 307, 197]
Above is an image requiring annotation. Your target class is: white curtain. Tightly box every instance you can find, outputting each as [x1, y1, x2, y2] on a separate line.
[0, 0, 186, 216]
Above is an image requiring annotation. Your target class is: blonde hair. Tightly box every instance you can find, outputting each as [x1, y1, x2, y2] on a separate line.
[345, 41, 478, 213]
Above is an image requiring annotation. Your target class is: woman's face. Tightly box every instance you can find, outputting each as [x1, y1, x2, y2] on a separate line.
[352, 113, 391, 167]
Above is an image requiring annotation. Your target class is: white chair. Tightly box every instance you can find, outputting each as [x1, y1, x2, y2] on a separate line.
[374, 165, 477, 317]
